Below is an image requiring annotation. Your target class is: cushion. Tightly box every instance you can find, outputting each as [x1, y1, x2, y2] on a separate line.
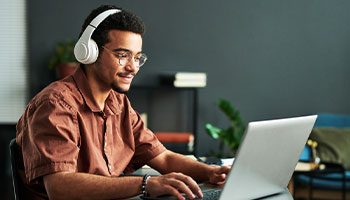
[310, 128, 350, 170]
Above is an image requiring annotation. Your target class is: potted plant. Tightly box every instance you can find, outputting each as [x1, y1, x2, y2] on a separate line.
[48, 40, 79, 79]
[205, 98, 246, 158]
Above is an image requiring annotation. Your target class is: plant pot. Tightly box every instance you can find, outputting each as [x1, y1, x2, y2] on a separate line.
[55, 62, 79, 79]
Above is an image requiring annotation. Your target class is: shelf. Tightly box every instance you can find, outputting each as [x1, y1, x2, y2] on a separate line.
[127, 85, 199, 155]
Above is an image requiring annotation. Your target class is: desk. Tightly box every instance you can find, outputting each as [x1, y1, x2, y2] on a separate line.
[128, 188, 293, 200]
[130, 167, 294, 200]
[132, 166, 161, 176]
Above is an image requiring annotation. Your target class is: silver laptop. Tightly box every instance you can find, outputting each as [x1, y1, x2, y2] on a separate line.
[220, 115, 317, 199]
[142, 115, 317, 200]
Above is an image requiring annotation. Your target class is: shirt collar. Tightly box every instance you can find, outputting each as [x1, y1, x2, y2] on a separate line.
[72, 67, 121, 115]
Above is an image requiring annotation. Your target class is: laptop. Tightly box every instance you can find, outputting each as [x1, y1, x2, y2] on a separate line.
[141, 115, 317, 200]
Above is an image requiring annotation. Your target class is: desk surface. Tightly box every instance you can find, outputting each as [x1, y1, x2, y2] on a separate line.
[134, 160, 316, 175]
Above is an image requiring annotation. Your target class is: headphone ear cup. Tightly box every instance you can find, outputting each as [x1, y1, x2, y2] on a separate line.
[74, 9, 120, 64]
[85, 39, 99, 64]
[74, 40, 89, 64]
[74, 39, 99, 64]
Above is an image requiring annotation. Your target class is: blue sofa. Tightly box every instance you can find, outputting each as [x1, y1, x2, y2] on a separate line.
[294, 113, 350, 198]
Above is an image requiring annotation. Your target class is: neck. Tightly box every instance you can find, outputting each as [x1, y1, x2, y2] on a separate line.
[83, 66, 110, 111]
[91, 87, 110, 111]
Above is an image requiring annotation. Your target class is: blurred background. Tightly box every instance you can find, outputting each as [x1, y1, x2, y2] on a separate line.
[1, 0, 350, 199]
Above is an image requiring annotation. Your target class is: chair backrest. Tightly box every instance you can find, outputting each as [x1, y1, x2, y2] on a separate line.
[9, 138, 24, 200]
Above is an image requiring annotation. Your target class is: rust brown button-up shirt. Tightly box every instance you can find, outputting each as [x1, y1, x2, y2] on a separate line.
[16, 67, 166, 199]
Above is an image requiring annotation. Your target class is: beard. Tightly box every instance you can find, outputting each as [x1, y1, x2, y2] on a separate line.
[111, 72, 136, 93]
[112, 84, 129, 94]
[111, 82, 129, 94]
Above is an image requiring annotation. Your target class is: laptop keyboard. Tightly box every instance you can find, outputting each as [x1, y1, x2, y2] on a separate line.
[189, 189, 221, 200]
[201, 189, 221, 200]
[140, 187, 222, 200]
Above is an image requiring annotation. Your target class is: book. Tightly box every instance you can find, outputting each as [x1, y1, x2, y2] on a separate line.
[160, 71, 207, 81]
[160, 71, 207, 88]
[173, 79, 206, 88]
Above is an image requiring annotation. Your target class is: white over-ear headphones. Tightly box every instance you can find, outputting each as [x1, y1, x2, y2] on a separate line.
[74, 9, 121, 64]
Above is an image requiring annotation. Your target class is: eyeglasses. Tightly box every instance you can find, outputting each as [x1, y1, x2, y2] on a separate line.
[102, 46, 147, 68]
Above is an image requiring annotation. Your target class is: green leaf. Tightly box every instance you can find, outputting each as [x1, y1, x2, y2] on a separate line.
[205, 123, 223, 139]
[204, 98, 246, 153]
[218, 99, 239, 122]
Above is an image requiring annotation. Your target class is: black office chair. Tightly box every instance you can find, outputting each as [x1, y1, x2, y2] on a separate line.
[9, 138, 24, 200]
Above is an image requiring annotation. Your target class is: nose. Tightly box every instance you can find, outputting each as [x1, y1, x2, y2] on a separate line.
[124, 57, 139, 72]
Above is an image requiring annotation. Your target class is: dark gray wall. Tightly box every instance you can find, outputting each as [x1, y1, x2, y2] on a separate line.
[28, 0, 350, 156]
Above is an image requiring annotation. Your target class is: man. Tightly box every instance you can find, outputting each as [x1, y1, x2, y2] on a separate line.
[16, 5, 230, 200]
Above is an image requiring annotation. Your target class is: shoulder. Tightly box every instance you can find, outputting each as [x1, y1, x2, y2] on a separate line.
[18, 78, 81, 134]
[29, 78, 82, 112]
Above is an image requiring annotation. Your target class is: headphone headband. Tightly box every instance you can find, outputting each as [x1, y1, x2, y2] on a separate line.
[90, 9, 121, 28]
[74, 9, 121, 64]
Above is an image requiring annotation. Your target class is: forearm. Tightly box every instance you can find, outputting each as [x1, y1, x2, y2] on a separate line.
[149, 151, 214, 182]
[44, 172, 143, 200]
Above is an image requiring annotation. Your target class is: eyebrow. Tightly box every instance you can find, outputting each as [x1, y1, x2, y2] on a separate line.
[112, 48, 131, 52]
[111, 48, 142, 54]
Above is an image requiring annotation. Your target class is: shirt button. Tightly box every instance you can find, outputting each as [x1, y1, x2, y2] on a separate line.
[108, 164, 112, 170]
[104, 142, 107, 147]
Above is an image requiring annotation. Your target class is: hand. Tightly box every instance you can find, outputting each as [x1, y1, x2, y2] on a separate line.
[146, 172, 203, 200]
[208, 165, 231, 185]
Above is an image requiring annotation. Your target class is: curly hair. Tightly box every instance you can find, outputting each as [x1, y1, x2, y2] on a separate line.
[78, 5, 145, 52]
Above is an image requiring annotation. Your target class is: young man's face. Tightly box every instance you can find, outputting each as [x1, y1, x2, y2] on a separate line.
[93, 29, 143, 93]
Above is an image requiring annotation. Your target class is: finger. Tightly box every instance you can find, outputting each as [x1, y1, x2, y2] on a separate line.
[147, 176, 185, 199]
[171, 173, 202, 198]
[213, 173, 227, 184]
[209, 170, 229, 185]
[216, 166, 231, 174]
[162, 185, 186, 200]
[168, 178, 196, 199]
